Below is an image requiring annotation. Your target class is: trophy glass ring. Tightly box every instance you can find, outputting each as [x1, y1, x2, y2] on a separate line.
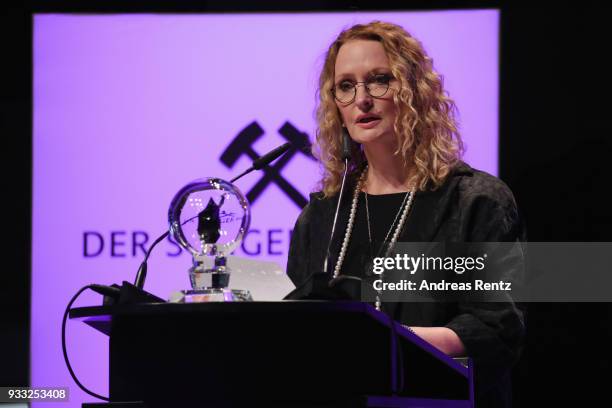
[168, 178, 252, 302]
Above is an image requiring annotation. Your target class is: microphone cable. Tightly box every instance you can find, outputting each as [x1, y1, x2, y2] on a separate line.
[61, 284, 119, 402]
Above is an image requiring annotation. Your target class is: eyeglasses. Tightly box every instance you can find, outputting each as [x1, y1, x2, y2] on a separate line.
[331, 74, 394, 104]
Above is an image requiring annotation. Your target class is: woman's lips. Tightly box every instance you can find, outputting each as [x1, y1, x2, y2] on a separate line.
[355, 118, 381, 129]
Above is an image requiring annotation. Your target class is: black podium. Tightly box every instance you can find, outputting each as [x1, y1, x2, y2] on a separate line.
[70, 301, 473, 407]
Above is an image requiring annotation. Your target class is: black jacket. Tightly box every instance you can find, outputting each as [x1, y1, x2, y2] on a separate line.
[287, 161, 526, 407]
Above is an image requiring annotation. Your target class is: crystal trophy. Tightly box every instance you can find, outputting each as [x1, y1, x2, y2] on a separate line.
[168, 178, 253, 302]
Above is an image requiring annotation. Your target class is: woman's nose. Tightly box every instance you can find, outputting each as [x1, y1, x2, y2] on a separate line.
[354, 84, 373, 110]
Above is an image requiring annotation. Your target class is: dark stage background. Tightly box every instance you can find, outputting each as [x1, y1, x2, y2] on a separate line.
[2, 1, 610, 406]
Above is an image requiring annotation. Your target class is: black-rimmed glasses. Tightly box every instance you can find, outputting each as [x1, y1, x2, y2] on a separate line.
[331, 74, 393, 104]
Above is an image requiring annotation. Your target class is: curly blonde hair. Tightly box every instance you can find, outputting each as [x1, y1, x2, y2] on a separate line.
[314, 21, 464, 197]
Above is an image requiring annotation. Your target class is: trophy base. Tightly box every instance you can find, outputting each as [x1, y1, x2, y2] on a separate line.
[190, 267, 230, 290]
[177, 288, 253, 303]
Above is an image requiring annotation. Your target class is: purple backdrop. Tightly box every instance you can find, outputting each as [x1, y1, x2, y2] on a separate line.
[32, 10, 498, 406]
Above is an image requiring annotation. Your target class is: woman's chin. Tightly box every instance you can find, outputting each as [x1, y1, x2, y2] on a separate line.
[350, 129, 395, 146]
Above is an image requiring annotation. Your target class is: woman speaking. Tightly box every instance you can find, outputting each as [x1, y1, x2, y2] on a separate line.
[287, 21, 525, 407]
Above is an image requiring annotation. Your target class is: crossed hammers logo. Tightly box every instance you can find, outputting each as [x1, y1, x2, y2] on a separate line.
[220, 121, 316, 209]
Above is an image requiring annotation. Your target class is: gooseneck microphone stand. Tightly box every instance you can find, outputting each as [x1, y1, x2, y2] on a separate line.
[284, 128, 356, 300]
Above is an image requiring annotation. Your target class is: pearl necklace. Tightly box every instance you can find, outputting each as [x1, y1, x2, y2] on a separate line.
[332, 166, 416, 309]
[365, 190, 410, 259]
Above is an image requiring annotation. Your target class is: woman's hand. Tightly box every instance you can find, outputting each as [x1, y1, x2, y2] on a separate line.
[405, 326, 466, 357]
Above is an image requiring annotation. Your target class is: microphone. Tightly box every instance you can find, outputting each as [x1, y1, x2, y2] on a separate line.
[132, 142, 294, 291]
[284, 128, 356, 301]
[230, 142, 292, 182]
[322, 127, 352, 274]
[253, 142, 292, 170]
[341, 126, 352, 161]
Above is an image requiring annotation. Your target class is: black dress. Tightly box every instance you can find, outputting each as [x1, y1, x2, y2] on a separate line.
[286, 161, 526, 408]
